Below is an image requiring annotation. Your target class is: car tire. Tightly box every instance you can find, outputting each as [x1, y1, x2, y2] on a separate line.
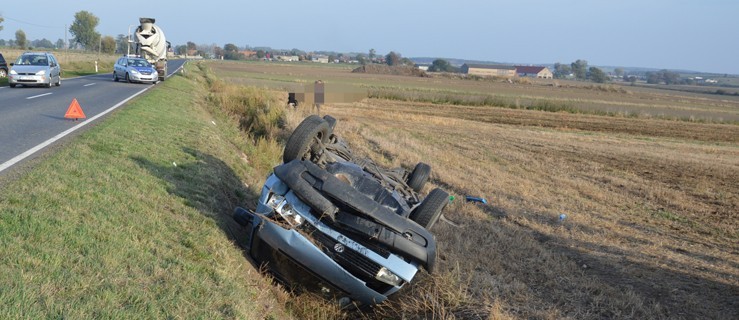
[56, 76, 61, 87]
[283, 115, 331, 163]
[322, 115, 337, 131]
[407, 162, 431, 193]
[113, 73, 119, 82]
[0, 69, 7, 77]
[125, 73, 132, 83]
[9, 83, 16, 88]
[410, 188, 449, 229]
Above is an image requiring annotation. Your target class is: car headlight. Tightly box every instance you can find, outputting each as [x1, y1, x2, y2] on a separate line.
[130, 69, 139, 74]
[376, 267, 403, 286]
[36, 70, 46, 75]
[10, 69, 17, 75]
[266, 194, 304, 227]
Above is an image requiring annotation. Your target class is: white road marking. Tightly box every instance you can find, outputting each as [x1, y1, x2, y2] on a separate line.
[0, 61, 186, 174]
[26, 93, 53, 100]
[83, 83, 96, 87]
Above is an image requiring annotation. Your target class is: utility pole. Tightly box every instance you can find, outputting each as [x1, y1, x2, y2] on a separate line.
[64, 24, 68, 64]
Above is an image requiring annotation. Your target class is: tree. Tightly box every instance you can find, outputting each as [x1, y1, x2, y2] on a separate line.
[223, 43, 242, 60]
[186, 41, 197, 52]
[588, 67, 608, 83]
[553, 62, 572, 78]
[660, 69, 680, 85]
[0, 15, 4, 33]
[100, 35, 116, 54]
[175, 45, 187, 55]
[69, 11, 100, 50]
[15, 29, 27, 49]
[56, 38, 65, 49]
[570, 59, 588, 79]
[385, 51, 401, 66]
[625, 75, 637, 84]
[256, 50, 265, 59]
[614, 68, 624, 77]
[32, 38, 54, 48]
[214, 46, 223, 59]
[369, 48, 376, 61]
[429, 59, 453, 72]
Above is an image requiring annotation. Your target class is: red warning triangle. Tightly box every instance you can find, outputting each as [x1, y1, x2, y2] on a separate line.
[64, 98, 86, 120]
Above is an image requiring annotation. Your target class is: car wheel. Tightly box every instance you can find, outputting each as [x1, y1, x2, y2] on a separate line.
[407, 162, 431, 192]
[9, 83, 16, 88]
[283, 115, 331, 163]
[45, 80, 52, 88]
[0, 69, 7, 77]
[125, 73, 132, 83]
[322, 115, 337, 131]
[56, 76, 61, 87]
[410, 188, 449, 229]
[113, 72, 119, 82]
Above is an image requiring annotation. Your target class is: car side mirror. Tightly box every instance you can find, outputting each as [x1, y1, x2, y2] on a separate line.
[9, 63, 13, 66]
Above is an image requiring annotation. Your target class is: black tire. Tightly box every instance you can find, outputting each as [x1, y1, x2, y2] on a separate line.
[322, 115, 337, 131]
[125, 73, 132, 83]
[9, 83, 16, 88]
[45, 80, 52, 88]
[410, 188, 449, 229]
[56, 76, 61, 87]
[283, 115, 330, 163]
[113, 73, 119, 82]
[0, 69, 7, 77]
[407, 162, 431, 192]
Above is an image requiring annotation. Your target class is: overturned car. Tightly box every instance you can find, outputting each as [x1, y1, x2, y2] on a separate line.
[233, 115, 449, 306]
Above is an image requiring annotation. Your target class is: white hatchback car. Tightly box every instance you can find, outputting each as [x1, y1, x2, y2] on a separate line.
[8, 52, 61, 88]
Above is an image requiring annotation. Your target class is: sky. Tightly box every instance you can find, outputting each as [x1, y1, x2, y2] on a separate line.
[1, 0, 738, 74]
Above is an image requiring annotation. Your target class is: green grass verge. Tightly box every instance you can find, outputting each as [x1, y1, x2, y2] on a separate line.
[0, 67, 286, 318]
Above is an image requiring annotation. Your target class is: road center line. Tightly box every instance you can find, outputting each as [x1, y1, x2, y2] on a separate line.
[26, 93, 53, 100]
[83, 83, 96, 87]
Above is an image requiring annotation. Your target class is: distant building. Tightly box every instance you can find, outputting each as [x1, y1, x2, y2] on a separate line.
[461, 64, 516, 77]
[514, 66, 553, 79]
[240, 50, 257, 58]
[276, 55, 299, 62]
[312, 55, 329, 63]
[416, 65, 429, 71]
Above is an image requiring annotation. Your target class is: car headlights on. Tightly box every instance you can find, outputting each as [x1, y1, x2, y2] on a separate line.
[130, 69, 139, 74]
[376, 267, 403, 287]
[36, 70, 46, 75]
[266, 194, 304, 227]
[10, 69, 17, 75]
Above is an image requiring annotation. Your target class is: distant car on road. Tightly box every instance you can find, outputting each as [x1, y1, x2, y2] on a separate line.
[0, 53, 8, 78]
[8, 52, 61, 88]
[113, 56, 158, 84]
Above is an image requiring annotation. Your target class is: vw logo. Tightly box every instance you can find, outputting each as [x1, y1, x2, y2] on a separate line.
[333, 243, 345, 253]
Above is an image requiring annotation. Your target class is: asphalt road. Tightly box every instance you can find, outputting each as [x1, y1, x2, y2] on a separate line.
[0, 59, 186, 173]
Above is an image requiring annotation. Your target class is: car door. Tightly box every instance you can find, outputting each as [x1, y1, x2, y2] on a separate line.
[49, 55, 59, 81]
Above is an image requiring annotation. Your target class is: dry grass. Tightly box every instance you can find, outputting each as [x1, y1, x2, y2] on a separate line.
[208, 60, 739, 124]
[202, 60, 738, 319]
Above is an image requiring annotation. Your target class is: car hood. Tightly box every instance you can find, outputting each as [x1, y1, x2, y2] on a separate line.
[11, 65, 49, 73]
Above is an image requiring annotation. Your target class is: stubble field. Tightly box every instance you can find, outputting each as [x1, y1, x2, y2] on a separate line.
[209, 61, 738, 319]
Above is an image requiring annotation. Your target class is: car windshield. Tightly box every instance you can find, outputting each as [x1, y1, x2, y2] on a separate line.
[15, 55, 48, 66]
[127, 59, 150, 67]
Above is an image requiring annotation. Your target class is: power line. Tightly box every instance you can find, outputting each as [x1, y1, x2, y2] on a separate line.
[2, 15, 63, 29]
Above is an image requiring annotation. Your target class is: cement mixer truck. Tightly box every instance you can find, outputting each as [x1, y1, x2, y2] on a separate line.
[134, 17, 168, 81]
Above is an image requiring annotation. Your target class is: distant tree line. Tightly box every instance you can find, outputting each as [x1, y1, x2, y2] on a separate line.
[552, 59, 608, 83]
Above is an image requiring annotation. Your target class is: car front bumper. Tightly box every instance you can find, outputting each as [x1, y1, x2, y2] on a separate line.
[234, 206, 393, 306]
[9, 74, 49, 85]
[129, 72, 156, 82]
